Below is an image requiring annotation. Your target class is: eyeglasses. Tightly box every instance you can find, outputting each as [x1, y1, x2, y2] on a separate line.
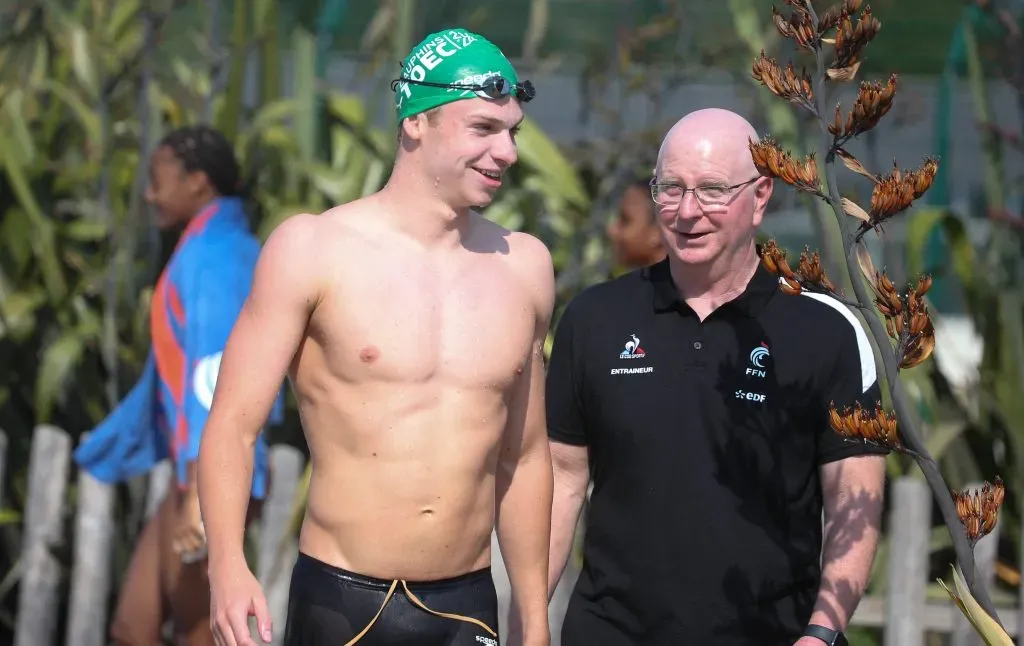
[649, 176, 761, 207]
[390, 75, 535, 103]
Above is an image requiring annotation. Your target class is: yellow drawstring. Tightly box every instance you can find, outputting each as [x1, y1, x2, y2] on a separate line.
[343, 579, 497, 644]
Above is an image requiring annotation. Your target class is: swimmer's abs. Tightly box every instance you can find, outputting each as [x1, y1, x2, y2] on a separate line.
[298, 502, 495, 582]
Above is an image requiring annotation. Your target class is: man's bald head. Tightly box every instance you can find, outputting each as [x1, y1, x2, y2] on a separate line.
[655, 108, 761, 179]
[648, 108, 773, 271]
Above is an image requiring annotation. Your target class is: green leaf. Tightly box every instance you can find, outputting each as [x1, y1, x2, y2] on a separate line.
[299, 160, 365, 205]
[0, 206, 36, 275]
[292, 26, 318, 166]
[30, 78, 102, 146]
[927, 419, 969, 461]
[2, 89, 37, 166]
[360, 157, 387, 198]
[0, 127, 68, 301]
[0, 288, 46, 340]
[257, 204, 312, 242]
[68, 22, 97, 100]
[326, 92, 369, 127]
[939, 564, 1014, 645]
[107, 0, 141, 45]
[217, 0, 251, 142]
[905, 208, 975, 287]
[237, 98, 298, 154]
[34, 330, 86, 422]
[60, 219, 111, 241]
[514, 117, 589, 210]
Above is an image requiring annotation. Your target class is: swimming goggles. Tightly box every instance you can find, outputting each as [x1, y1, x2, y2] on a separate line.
[390, 75, 535, 103]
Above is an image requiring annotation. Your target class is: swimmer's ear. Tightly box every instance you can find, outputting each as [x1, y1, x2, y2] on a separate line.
[401, 113, 431, 143]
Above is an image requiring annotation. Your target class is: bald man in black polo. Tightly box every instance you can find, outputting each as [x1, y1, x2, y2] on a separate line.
[544, 108, 887, 646]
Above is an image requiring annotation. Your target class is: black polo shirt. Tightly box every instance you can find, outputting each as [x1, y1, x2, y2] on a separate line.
[546, 257, 887, 646]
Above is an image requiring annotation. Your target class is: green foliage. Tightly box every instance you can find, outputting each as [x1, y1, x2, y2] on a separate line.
[0, 0, 607, 611]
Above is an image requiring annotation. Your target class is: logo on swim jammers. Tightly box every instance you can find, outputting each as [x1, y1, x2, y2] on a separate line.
[619, 333, 646, 359]
[475, 636, 498, 646]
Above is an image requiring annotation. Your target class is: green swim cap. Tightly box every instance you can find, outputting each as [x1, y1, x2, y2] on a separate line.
[392, 28, 534, 122]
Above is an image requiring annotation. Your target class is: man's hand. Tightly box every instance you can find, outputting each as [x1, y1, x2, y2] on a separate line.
[210, 562, 273, 646]
[173, 488, 207, 563]
[794, 637, 825, 646]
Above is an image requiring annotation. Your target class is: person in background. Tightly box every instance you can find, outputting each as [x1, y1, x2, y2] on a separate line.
[545, 108, 887, 646]
[74, 124, 283, 646]
[605, 176, 666, 273]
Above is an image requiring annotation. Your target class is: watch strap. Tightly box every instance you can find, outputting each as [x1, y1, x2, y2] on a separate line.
[804, 624, 845, 645]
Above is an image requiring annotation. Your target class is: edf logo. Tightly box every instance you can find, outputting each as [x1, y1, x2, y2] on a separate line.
[746, 343, 770, 378]
[735, 389, 767, 403]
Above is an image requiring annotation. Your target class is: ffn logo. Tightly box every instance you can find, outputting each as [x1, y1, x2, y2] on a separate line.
[746, 342, 770, 378]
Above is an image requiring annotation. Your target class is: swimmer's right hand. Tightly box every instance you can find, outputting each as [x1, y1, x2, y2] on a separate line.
[209, 564, 272, 646]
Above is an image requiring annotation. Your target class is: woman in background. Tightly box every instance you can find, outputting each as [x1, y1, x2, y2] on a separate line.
[74, 125, 283, 645]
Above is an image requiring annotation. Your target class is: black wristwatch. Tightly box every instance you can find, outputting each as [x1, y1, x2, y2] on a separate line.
[803, 624, 848, 646]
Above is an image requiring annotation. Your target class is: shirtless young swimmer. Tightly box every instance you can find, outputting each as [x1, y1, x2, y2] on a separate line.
[196, 27, 554, 646]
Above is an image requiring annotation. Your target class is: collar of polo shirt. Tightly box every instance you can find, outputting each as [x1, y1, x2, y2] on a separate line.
[645, 249, 779, 317]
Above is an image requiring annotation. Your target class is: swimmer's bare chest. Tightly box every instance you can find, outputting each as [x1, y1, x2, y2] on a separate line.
[292, 241, 536, 447]
[290, 241, 538, 575]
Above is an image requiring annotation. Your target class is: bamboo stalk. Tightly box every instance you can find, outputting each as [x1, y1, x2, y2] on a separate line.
[201, 0, 223, 125]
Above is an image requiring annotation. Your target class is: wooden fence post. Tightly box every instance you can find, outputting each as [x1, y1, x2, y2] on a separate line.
[257, 445, 305, 646]
[884, 476, 931, 646]
[65, 432, 116, 646]
[15, 425, 71, 646]
[951, 484, 1002, 646]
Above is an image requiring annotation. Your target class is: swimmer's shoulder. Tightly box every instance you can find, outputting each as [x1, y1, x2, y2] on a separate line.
[469, 212, 554, 314]
[264, 199, 378, 253]
[467, 211, 550, 261]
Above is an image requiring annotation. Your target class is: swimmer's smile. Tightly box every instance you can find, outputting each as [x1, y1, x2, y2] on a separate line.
[473, 167, 503, 188]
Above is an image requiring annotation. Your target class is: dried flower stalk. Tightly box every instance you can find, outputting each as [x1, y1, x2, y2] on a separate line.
[857, 157, 938, 235]
[871, 271, 936, 369]
[817, 0, 864, 36]
[832, 5, 880, 69]
[953, 478, 1006, 548]
[749, 136, 821, 193]
[752, 52, 816, 114]
[756, 0, 1006, 628]
[759, 240, 838, 297]
[829, 401, 902, 452]
[773, 5, 819, 52]
[828, 75, 898, 142]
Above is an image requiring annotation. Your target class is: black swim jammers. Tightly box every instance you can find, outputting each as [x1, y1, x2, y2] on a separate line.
[283, 552, 500, 646]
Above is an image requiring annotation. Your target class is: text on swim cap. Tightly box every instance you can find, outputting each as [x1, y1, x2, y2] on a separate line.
[452, 71, 501, 88]
[396, 30, 479, 108]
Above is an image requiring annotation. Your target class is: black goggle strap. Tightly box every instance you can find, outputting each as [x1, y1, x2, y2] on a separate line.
[390, 76, 534, 102]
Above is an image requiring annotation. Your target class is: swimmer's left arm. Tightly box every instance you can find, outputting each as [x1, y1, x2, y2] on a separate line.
[801, 455, 886, 642]
[496, 235, 556, 644]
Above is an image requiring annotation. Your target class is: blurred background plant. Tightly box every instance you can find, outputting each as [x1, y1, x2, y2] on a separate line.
[0, 0, 1022, 643]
